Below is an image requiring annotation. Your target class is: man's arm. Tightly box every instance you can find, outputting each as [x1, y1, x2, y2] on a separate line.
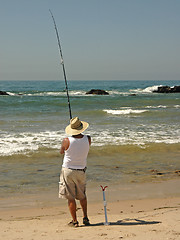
[60, 138, 70, 154]
[87, 135, 91, 145]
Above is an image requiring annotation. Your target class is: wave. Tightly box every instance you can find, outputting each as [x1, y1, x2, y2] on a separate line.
[6, 92, 17, 96]
[4, 85, 175, 97]
[1, 124, 180, 156]
[103, 109, 148, 115]
[174, 105, 180, 108]
[130, 85, 161, 94]
[4, 85, 164, 97]
[91, 128, 180, 146]
[25, 90, 87, 97]
[3, 90, 87, 97]
[141, 85, 161, 93]
[145, 105, 180, 109]
[103, 85, 163, 95]
[0, 131, 66, 156]
[146, 105, 167, 109]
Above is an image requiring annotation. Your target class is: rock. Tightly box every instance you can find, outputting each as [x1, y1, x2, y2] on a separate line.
[86, 89, 109, 95]
[0, 91, 9, 95]
[153, 86, 180, 93]
[172, 86, 180, 92]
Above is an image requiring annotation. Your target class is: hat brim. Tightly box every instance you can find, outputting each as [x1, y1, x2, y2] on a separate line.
[65, 121, 89, 135]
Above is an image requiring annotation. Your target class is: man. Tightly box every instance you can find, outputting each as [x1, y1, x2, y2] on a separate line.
[59, 117, 91, 227]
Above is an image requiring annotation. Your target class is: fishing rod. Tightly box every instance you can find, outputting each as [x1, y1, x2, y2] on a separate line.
[49, 9, 72, 120]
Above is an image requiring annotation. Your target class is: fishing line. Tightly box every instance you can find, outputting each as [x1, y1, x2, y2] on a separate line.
[49, 9, 72, 120]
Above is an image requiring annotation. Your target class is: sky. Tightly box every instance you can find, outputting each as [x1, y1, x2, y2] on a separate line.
[0, 0, 180, 81]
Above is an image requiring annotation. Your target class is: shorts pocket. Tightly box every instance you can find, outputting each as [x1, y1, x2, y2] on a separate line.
[59, 182, 66, 198]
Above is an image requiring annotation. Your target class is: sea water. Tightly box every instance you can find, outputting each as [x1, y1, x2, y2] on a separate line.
[0, 80, 180, 197]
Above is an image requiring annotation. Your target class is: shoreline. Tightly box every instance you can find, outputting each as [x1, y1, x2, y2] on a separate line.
[1, 179, 180, 211]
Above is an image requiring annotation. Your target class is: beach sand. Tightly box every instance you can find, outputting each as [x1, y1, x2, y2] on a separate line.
[1, 180, 180, 240]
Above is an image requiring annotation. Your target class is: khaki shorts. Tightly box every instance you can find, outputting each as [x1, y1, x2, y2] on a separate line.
[59, 167, 86, 200]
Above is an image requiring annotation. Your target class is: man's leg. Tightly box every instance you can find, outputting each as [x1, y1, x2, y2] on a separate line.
[80, 197, 90, 225]
[68, 199, 77, 222]
[80, 197, 88, 218]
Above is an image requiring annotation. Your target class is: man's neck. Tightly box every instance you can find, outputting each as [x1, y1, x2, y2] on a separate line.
[72, 134, 83, 138]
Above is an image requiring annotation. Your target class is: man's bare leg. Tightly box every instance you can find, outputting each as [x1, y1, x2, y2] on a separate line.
[80, 197, 88, 218]
[80, 197, 90, 225]
[68, 199, 77, 222]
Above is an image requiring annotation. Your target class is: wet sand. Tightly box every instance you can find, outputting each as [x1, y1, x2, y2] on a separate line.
[1, 179, 180, 240]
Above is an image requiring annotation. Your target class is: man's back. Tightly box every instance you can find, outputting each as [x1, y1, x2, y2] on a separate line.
[62, 135, 89, 169]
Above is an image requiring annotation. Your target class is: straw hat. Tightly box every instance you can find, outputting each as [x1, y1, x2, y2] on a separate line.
[65, 117, 89, 135]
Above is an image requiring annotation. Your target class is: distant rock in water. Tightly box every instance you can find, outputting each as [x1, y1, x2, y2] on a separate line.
[86, 89, 109, 95]
[0, 91, 9, 95]
[153, 86, 180, 93]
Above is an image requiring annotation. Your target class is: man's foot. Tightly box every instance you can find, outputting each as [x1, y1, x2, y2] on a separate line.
[68, 220, 79, 227]
[83, 217, 90, 226]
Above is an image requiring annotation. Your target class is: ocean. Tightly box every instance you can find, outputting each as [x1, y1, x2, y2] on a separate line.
[0, 80, 180, 198]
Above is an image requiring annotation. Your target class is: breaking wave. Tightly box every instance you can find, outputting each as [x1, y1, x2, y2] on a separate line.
[103, 109, 148, 115]
[1, 125, 179, 156]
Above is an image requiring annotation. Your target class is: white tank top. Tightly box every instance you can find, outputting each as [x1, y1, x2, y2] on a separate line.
[62, 135, 90, 169]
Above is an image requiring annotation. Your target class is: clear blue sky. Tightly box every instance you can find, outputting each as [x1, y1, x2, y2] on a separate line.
[0, 0, 180, 81]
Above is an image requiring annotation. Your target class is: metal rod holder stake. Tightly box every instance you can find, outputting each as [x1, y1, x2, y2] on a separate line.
[100, 185, 110, 225]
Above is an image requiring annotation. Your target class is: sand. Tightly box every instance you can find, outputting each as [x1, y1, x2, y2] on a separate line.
[1, 180, 180, 240]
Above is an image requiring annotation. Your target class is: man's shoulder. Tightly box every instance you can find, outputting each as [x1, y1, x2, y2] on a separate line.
[62, 137, 70, 150]
[63, 137, 69, 141]
[62, 137, 69, 142]
[62, 137, 70, 145]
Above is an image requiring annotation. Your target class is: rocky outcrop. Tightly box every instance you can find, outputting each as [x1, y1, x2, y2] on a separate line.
[0, 91, 9, 95]
[86, 89, 109, 95]
[153, 86, 180, 93]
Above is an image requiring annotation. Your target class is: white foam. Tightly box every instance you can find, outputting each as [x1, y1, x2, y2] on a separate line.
[6, 92, 16, 96]
[174, 105, 180, 108]
[91, 127, 180, 146]
[108, 90, 130, 96]
[142, 85, 161, 93]
[131, 85, 162, 94]
[25, 90, 86, 97]
[0, 131, 66, 156]
[4, 86, 168, 97]
[146, 105, 167, 109]
[104, 109, 148, 115]
[26, 92, 66, 96]
[0, 123, 180, 156]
